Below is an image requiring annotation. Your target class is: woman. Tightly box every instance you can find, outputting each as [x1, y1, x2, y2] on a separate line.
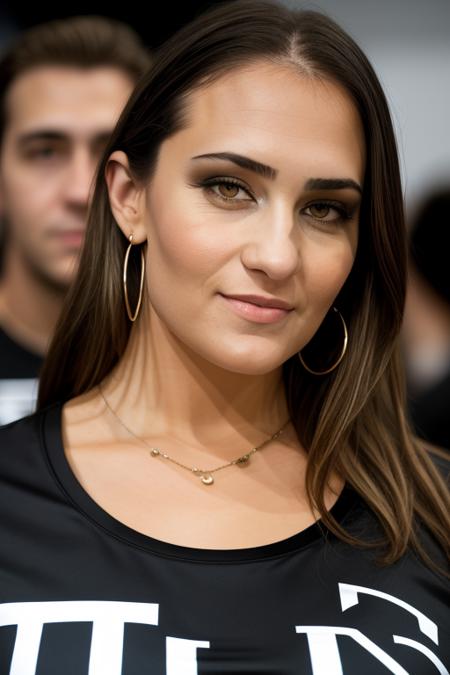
[0, 1, 448, 672]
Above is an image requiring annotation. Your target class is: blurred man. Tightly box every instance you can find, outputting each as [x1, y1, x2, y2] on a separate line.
[0, 16, 151, 423]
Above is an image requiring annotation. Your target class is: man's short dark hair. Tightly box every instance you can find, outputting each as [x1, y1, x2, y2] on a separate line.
[0, 15, 152, 272]
[0, 15, 152, 145]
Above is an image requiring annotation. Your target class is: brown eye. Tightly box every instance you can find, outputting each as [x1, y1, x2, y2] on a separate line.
[303, 201, 350, 225]
[192, 177, 254, 205]
[309, 204, 331, 219]
[218, 183, 240, 199]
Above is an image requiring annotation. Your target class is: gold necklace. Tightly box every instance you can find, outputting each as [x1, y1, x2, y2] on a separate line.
[98, 383, 290, 486]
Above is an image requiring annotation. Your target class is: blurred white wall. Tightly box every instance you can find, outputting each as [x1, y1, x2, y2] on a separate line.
[283, 0, 450, 216]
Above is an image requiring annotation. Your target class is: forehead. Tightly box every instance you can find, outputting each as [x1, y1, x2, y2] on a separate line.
[165, 62, 365, 180]
[4, 65, 134, 137]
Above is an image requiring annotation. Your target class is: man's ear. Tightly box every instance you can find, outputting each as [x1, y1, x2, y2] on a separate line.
[104, 150, 148, 244]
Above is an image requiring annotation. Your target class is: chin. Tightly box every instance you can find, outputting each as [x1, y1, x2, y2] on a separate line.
[55, 257, 81, 283]
[40, 266, 77, 293]
[203, 347, 286, 376]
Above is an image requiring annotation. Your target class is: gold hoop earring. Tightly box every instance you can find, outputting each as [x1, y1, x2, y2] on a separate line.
[123, 233, 145, 322]
[298, 307, 348, 375]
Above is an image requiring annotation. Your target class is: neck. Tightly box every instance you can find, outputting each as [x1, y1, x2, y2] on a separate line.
[103, 302, 291, 455]
[0, 246, 66, 356]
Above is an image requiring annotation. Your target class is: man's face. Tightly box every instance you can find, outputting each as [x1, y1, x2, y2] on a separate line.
[0, 65, 134, 289]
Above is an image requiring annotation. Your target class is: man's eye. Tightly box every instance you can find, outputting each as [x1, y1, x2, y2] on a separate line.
[27, 147, 59, 159]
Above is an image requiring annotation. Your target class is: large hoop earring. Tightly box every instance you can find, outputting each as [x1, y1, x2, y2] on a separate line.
[298, 307, 348, 375]
[123, 233, 145, 322]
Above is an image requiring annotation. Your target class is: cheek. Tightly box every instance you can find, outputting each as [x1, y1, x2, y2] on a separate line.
[304, 236, 356, 305]
[146, 193, 230, 283]
[3, 164, 58, 218]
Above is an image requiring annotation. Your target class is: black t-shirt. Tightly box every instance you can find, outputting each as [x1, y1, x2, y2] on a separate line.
[0, 402, 449, 675]
[0, 327, 43, 425]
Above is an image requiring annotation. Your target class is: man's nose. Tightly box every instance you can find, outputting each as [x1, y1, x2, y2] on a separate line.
[63, 150, 97, 207]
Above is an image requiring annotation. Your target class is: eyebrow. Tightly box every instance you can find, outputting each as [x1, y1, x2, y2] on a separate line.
[17, 129, 112, 149]
[191, 152, 362, 195]
[192, 152, 276, 180]
[304, 177, 362, 195]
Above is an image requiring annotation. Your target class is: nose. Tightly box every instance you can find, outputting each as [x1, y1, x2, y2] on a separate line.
[62, 148, 97, 210]
[240, 205, 300, 280]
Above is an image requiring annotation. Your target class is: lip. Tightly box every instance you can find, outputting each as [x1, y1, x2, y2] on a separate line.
[221, 293, 294, 310]
[219, 293, 293, 324]
[55, 230, 85, 246]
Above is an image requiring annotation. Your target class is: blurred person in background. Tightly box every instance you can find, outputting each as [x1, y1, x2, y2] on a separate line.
[403, 188, 450, 450]
[0, 16, 151, 424]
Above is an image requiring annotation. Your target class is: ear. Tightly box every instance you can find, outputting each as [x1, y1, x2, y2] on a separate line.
[104, 150, 148, 244]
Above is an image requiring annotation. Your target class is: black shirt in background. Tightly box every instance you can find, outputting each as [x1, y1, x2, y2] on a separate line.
[0, 403, 448, 674]
[0, 326, 43, 425]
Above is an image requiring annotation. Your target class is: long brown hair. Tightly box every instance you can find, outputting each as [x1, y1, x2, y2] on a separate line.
[37, 0, 449, 571]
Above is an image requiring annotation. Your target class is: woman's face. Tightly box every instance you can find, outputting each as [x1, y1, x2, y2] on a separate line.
[139, 62, 365, 374]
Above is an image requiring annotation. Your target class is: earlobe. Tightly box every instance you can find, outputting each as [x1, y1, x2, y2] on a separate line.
[104, 150, 147, 244]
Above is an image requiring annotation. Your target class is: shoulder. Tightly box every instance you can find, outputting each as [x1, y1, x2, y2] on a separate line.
[0, 324, 44, 377]
[0, 407, 42, 444]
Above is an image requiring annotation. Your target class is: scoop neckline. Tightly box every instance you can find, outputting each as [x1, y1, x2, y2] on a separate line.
[40, 400, 359, 563]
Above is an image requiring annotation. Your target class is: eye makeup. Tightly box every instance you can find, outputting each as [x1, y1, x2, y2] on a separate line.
[302, 199, 357, 225]
[188, 172, 359, 226]
[189, 176, 254, 204]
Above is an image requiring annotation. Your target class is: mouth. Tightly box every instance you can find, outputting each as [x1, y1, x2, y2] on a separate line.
[219, 293, 293, 324]
[54, 230, 85, 247]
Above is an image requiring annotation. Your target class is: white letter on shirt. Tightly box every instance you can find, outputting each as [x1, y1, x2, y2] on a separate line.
[166, 636, 210, 675]
[0, 600, 159, 675]
[295, 625, 409, 675]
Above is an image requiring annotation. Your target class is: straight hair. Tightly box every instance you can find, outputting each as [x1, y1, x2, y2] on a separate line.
[37, 0, 449, 573]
